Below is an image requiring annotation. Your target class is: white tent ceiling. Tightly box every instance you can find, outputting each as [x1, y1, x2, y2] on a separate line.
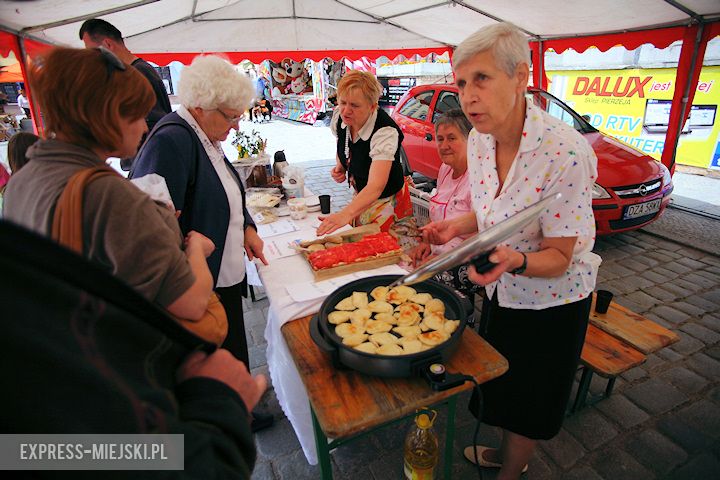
[0, 0, 718, 54]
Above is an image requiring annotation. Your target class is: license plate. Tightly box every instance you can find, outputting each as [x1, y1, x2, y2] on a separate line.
[623, 199, 661, 220]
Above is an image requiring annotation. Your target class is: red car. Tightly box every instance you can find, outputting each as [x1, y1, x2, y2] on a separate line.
[391, 84, 673, 235]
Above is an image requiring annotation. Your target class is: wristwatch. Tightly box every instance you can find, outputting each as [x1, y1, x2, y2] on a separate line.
[510, 252, 527, 275]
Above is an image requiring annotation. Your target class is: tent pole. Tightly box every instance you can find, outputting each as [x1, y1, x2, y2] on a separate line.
[14, 35, 43, 137]
[538, 39, 546, 90]
[661, 23, 708, 174]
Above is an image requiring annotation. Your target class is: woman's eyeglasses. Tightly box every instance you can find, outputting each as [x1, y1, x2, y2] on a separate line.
[214, 109, 242, 125]
[97, 47, 126, 78]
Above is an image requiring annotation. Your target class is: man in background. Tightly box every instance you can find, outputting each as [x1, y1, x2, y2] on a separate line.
[79, 18, 171, 169]
[17, 89, 31, 118]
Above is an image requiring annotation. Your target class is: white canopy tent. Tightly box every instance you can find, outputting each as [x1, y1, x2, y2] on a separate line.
[0, 0, 718, 56]
[0, 1, 719, 167]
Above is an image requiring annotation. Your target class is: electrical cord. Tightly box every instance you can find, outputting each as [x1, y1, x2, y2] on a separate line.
[459, 374, 483, 480]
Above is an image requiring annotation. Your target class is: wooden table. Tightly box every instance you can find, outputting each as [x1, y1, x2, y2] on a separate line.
[282, 315, 508, 480]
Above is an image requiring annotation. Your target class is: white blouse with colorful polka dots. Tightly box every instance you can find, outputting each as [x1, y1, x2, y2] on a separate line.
[468, 101, 601, 310]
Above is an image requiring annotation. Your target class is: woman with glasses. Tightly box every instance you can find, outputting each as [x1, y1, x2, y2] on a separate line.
[130, 55, 272, 432]
[316, 70, 412, 237]
[409, 109, 478, 298]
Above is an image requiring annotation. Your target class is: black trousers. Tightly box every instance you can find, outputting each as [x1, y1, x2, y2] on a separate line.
[216, 283, 249, 367]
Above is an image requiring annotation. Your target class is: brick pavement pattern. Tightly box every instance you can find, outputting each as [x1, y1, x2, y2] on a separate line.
[243, 158, 720, 479]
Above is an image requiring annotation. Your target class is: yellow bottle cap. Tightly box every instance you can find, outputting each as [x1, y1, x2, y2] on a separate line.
[416, 413, 431, 429]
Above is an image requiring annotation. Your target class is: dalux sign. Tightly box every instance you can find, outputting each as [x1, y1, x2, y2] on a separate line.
[572, 76, 652, 98]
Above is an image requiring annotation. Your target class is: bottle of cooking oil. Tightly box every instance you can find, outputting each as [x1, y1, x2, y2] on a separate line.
[403, 408, 439, 480]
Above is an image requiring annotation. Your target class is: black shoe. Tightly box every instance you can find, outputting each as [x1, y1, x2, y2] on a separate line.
[251, 411, 274, 433]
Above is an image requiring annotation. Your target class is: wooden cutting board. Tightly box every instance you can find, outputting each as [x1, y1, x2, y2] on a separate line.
[301, 224, 403, 281]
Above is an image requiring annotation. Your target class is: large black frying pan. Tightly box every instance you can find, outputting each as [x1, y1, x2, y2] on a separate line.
[309, 274, 473, 378]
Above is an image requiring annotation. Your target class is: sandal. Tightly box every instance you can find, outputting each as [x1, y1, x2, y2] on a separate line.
[463, 445, 528, 473]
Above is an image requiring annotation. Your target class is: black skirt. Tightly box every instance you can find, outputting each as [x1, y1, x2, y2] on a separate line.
[471, 291, 591, 440]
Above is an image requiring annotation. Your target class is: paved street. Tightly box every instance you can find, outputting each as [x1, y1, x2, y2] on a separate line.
[241, 158, 720, 480]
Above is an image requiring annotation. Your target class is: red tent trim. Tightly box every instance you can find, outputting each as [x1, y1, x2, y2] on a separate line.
[0, 30, 21, 60]
[136, 47, 451, 66]
[538, 25, 687, 54]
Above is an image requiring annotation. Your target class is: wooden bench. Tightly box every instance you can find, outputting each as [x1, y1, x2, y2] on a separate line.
[571, 295, 680, 412]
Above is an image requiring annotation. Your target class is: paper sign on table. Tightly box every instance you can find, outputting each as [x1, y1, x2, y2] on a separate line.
[285, 264, 407, 303]
[264, 238, 300, 261]
[256, 218, 299, 238]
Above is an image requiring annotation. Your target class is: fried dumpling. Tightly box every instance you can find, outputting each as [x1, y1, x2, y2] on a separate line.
[374, 312, 397, 325]
[377, 343, 404, 356]
[396, 312, 420, 327]
[370, 286, 389, 302]
[335, 323, 363, 338]
[368, 300, 393, 313]
[342, 333, 368, 346]
[423, 312, 445, 331]
[393, 325, 422, 338]
[409, 293, 433, 305]
[444, 320, 460, 334]
[424, 298, 445, 314]
[401, 339, 424, 354]
[352, 291, 369, 309]
[328, 311, 352, 324]
[387, 286, 416, 304]
[365, 320, 393, 334]
[369, 332, 399, 347]
[354, 342, 377, 354]
[350, 309, 372, 327]
[396, 304, 421, 326]
[396, 302, 423, 314]
[418, 330, 450, 346]
[335, 296, 356, 311]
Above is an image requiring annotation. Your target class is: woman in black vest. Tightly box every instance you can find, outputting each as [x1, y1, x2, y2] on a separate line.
[317, 70, 412, 236]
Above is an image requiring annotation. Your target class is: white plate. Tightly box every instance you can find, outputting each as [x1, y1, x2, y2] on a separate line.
[307, 204, 321, 212]
[305, 195, 320, 207]
[276, 206, 290, 217]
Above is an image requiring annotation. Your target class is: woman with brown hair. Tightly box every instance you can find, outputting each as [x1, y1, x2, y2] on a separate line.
[5, 47, 217, 325]
[7, 132, 39, 173]
[3, 46, 267, 472]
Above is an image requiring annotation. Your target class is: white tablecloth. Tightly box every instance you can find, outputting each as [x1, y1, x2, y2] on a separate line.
[254, 214, 406, 464]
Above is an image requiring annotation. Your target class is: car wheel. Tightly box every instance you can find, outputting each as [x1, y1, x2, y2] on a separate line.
[399, 147, 412, 176]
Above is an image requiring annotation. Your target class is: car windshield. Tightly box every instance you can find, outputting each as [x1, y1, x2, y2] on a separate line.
[527, 90, 598, 134]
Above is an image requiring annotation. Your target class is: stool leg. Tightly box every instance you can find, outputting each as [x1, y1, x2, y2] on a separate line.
[249, 285, 256, 302]
[572, 368, 593, 413]
[444, 396, 456, 480]
[604, 377, 617, 397]
[311, 406, 332, 480]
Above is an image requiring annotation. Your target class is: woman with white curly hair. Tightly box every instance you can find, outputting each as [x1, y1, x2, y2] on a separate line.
[131, 55, 272, 431]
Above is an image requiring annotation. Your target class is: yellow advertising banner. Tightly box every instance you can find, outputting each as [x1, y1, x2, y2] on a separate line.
[548, 66, 720, 169]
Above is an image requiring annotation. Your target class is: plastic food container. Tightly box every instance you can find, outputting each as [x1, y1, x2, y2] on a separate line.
[287, 197, 308, 220]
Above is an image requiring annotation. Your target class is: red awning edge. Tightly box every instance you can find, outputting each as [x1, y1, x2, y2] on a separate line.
[136, 47, 452, 66]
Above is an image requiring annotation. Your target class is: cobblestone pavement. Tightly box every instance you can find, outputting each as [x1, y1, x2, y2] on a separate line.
[244, 160, 720, 480]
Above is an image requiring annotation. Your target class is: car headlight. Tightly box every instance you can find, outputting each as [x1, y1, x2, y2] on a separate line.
[592, 183, 611, 199]
[659, 163, 672, 189]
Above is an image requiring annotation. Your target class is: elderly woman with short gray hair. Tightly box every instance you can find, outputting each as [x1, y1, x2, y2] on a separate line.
[131, 55, 272, 431]
[423, 23, 599, 478]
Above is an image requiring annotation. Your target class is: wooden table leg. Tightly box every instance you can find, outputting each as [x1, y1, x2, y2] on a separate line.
[444, 395, 456, 480]
[311, 405, 333, 480]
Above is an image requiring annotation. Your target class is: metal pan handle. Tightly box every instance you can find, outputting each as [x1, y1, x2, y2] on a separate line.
[309, 315, 336, 354]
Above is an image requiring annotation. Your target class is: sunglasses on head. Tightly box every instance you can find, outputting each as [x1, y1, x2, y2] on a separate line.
[96, 47, 126, 78]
